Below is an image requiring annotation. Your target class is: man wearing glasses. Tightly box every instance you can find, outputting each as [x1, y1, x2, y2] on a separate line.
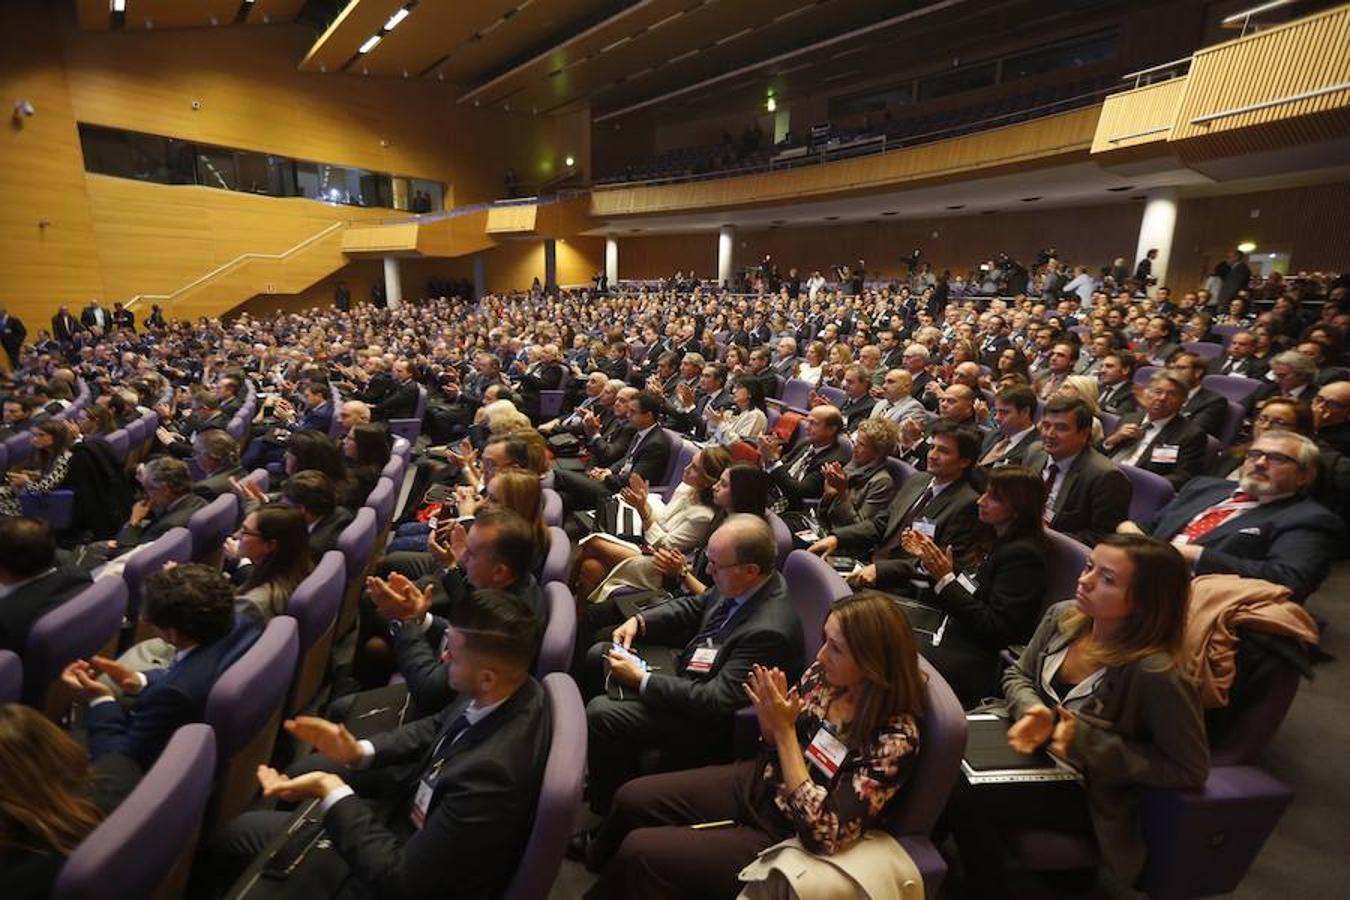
[1118, 431, 1343, 602]
[1312, 381, 1350, 455]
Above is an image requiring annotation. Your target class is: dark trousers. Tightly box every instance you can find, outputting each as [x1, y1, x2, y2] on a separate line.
[586, 760, 783, 900]
[551, 466, 614, 513]
[572, 595, 629, 673]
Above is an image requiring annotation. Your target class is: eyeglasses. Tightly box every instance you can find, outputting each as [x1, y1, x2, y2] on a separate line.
[1253, 414, 1295, 427]
[1245, 448, 1300, 467]
[238, 527, 264, 538]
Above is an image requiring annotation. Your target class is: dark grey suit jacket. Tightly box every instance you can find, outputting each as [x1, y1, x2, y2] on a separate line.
[1105, 413, 1207, 490]
[833, 472, 980, 586]
[1024, 445, 1131, 546]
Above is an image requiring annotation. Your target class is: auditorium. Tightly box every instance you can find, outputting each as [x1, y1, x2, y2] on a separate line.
[1, 0, 1348, 897]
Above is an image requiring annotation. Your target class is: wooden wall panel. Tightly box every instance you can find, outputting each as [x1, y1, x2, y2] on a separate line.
[556, 237, 605, 288]
[1091, 79, 1186, 154]
[617, 235, 719, 281]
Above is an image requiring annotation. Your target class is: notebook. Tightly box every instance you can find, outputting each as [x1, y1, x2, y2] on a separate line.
[960, 713, 1081, 785]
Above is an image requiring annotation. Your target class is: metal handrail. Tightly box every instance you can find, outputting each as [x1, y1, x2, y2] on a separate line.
[124, 221, 346, 312]
[1190, 81, 1350, 124]
[378, 190, 590, 225]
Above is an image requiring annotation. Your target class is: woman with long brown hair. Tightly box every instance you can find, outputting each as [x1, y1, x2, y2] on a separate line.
[0, 704, 139, 895]
[584, 590, 925, 899]
[233, 503, 315, 624]
[946, 534, 1209, 898]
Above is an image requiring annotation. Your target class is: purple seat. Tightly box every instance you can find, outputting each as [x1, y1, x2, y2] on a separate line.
[188, 494, 239, 568]
[1217, 399, 1245, 448]
[886, 657, 969, 896]
[1204, 434, 1223, 470]
[388, 384, 428, 444]
[1119, 464, 1176, 525]
[1133, 365, 1160, 387]
[765, 406, 781, 431]
[538, 526, 571, 586]
[817, 385, 847, 407]
[0, 650, 20, 703]
[286, 550, 347, 714]
[766, 512, 794, 570]
[886, 456, 920, 487]
[53, 724, 217, 900]
[364, 476, 397, 530]
[1042, 529, 1089, 608]
[225, 414, 247, 442]
[536, 582, 577, 677]
[1203, 374, 1262, 403]
[542, 488, 563, 527]
[779, 377, 814, 410]
[379, 453, 406, 486]
[204, 615, 299, 832]
[23, 577, 127, 717]
[240, 467, 269, 494]
[500, 673, 587, 900]
[124, 418, 147, 452]
[336, 508, 378, 636]
[1212, 324, 1241, 342]
[4, 431, 34, 467]
[392, 435, 412, 459]
[783, 550, 850, 660]
[654, 431, 697, 499]
[101, 429, 131, 463]
[1100, 411, 1122, 436]
[19, 489, 76, 531]
[1182, 341, 1223, 361]
[109, 526, 193, 648]
[538, 390, 567, 420]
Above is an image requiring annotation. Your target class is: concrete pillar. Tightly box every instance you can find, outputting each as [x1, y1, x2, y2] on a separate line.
[773, 108, 791, 144]
[717, 225, 736, 289]
[1134, 188, 1178, 291]
[382, 255, 403, 309]
[605, 237, 619, 288]
[543, 239, 558, 292]
[472, 252, 487, 300]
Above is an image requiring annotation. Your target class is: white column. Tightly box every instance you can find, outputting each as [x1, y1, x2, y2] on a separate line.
[773, 108, 791, 144]
[383, 255, 403, 309]
[605, 237, 619, 287]
[717, 225, 736, 289]
[1134, 189, 1178, 291]
[472, 252, 487, 299]
[544, 239, 558, 292]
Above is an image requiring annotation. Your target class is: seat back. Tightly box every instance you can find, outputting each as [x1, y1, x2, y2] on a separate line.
[1042, 529, 1089, 609]
[19, 489, 76, 531]
[1204, 434, 1223, 470]
[1133, 365, 1159, 386]
[538, 526, 571, 586]
[655, 429, 694, 491]
[102, 428, 131, 463]
[285, 550, 347, 714]
[23, 578, 127, 716]
[4, 432, 34, 467]
[1181, 341, 1223, 361]
[1210, 664, 1301, 766]
[779, 377, 814, 410]
[335, 508, 378, 636]
[542, 488, 563, 527]
[886, 657, 968, 837]
[188, 494, 239, 567]
[500, 674, 587, 900]
[364, 476, 397, 531]
[1119, 464, 1176, 525]
[0, 650, 20, 703]
[119, 527, 194, 641]
[536, 583, 577, 678]
[766, 512, 794, 570]
[54, 724, 217, 900]
[817, 385, 847, 407]
[1100, 410, 1122, 437]
[1217, 399, 1245, 448]
[204, 616, 299, 832]
[379, 453, 406, 487]
[1202, 374, 1262, 403]
[885, 456, 919, 488]
[782, 551, 850, 663]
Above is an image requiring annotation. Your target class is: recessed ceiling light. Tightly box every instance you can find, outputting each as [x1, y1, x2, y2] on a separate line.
[383, 8, 410, 31]
[358, 34, 382, 54]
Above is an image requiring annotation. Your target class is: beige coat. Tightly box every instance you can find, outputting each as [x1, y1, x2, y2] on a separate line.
[737, 832, 924, 900]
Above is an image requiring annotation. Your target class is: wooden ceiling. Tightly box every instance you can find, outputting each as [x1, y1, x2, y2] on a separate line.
[77, 0, 307, 31]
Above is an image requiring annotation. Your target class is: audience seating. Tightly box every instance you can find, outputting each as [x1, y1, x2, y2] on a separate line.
[19, 488, 76, 531]
[364, 476, 397, 533]
[53, 723, 217, 900]
[0, 649, 20, 703]
[653, 431, 698, 499]
[1041, 529, 1090, 608]
[379, 452, 406, 487]
[539, 389, 567, 421]
[1119, 464, 1177, 525]
[335, 507, 379, 636]
[777, 378, 814, 410]
[203, 615, 299, 833]
[1100, 410, 1122, 436]
[103, 526, 193, 649]
[187, 494, 240, 568]
[766, 512, 794, 569]
[539, 526, 571, 586]
[4, 431, 35, 467]
[284, 550, 347, 714]
[1217, 399, 1246, 448]
[1133, 365, 1160, 386]
[1204, 434, 1224, 470]
[23, 577, 127, 718]
[392, 435, 412, 459]
[542, 488, 563, 527]
[1203, 374, 1262, 403]
[885, 456, 920, 486]
[536, 582, 578, 678]
[387, 384, 428, 444]
[1182, 341, 1223, 361]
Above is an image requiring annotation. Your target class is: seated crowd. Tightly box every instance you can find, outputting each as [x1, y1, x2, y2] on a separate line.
[0, 254, 1346, 899]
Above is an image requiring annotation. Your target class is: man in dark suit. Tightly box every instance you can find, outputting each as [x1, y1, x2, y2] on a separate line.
[370, 360, 420, 422]
[1024, 397, 1131, 546]
[64, 564, 260, 769]
[1096, 352, 1140, 416]
[977, 385, 1039, 472]
[770, 336, 800, 378]
[281, 470, 355, 561]
[1217, 250, 1251, 308]
[666, 363, 735, 439]
[80, 300, 110, 334]
[583, 385, 638, 467]
[540, 371, 609, 437]
[105, 457, 208, 559]
[209, 589, 549, 900]
[1123, 431, 1342, 602]
[834, 365, 877, 428]
[1101, 372, 1206, 490]
[111, 302, 135, 331]
[515, 342, 565, 419]
[0, 306, 26, 369]
[1313, 380, 1350, 456]
[51, 305, 83, 345]
[1171, 352, 1229, 437]
[1211, 331, 1267, 379]
[190, 429, 244, 500]
[553, 391, 672, 513]
[760, 405, 850, 511]
[577, 515, 804, 815]
[810, 421, 980, 589]
[0, 517, 92, 653]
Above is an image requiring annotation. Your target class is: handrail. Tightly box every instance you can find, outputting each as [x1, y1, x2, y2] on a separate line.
[1106, 125, 1174, 144]
[378, 190, 590, 225]
[1120, 57, 1193, 82]
[1190, 81, 1350, 124]
[124, 221, 346, 311]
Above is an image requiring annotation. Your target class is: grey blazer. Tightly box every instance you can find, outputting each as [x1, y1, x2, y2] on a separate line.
[1023, 445, 1131, 546]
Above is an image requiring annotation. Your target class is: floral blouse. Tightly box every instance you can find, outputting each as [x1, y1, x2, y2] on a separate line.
[761, 661, 920, 855]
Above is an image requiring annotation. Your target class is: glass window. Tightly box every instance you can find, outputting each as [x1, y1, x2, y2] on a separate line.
[196, 146, 239, 191]
[410, 178, 443, 212]
[1003, 30, 1118, 81]
[919, 62, 996, 101]
[829, 82, 915, 119]
[79, 125, 194, 185]
[236, 152, 297, 197]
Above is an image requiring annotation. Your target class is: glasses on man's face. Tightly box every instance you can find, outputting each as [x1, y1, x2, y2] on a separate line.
[1245, 448, 1299, 467]
[1254, 414, 1294, 428]
[238, 527, 264, 538]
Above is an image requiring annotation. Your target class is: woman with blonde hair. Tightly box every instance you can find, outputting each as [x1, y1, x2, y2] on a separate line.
[1055, 374, 1106, 443]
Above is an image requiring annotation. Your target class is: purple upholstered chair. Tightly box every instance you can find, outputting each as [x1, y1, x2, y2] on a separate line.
[1042, 529, 1089, 608]
[885, 456, 919, 487]
[188, 493, 239, 568]
[783, 550, 850, 661]
[392, 435, 412, 459]
[239, 467, 269, 494]
[654, 433, 698, 501]
[53, 724, 217, 900]
[538, 526, 571, 586]
[285, 550, 346, 714]
[1119, 464, 1176, 525]
[101, 428, 131, 463]
[886, 657, 969, 896]
[4, 431, 34, 467]
[379, 452, 406, 487]
[19, 489, 76, 531]
[538, 390, 567, 421]
[1133, 365, 1159, 387]
[0, 650, 20, 703]
[1203, 374, 1262, 403]
[778, 377, 814, 411]
[204, 615, 299, 832]
[106, 526, 193, 649]
[817, 384, 847, 407]
[336, 507, 378, 637]
[766, 512, 794, 570]
[225, 413, 248, 442]
[1212, 324, 1240, 343]
[1204, 434, 1223, 470]
[536, 582, 577, 678]
[123, 418, 147, 455]
[1181, 341, 1223, 361]
[1100, 410, 1122, 437]
[542, 488, 563, 527]
[387, 384, 428, 444]
[364, 476, 397, 531]
[23, 577, 127, 718]
[500, 673, 587, 900]
[1217, 399, 1245, 448]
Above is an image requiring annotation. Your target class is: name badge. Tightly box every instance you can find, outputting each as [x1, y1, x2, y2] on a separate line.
[912, 518, 937, 538]
[805, 725, 850, 778]
[410, 771, 437, 830]
[956, 573, 978, 593]
[687, 645, 719, 674]
[1150, 444, 1179, 464]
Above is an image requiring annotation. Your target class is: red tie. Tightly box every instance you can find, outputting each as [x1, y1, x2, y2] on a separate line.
[1181, 492, 1255, 542]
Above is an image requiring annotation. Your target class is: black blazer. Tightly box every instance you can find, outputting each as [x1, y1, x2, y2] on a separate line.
[1097, 381, 1139, 416]
[1210, 355, 1266, 380]
[838, 394, 877, 429]
[833, 473, 980, 586]
[639, 573, 805, 722]
[1106, 413, 1207, 490]
[1024, 445, 1131, 546]
[372, 381, 419, 421]
[115, 493, 208, 553]
[767, 440, 851, 510]
[64, 440, 133, 539]
[1146, 477, 1344, 602]
[309, 507, 356, 560]
[590, 417, 635, 468]
[602, 425, 673, 492]
[1182, 387, 1228, 437]
[325, 678, 550, 900]
[0, 567, 93, 653]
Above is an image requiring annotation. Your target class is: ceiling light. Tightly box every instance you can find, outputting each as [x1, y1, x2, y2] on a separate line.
[565, 156, 575, 167]
[766, 96, 776, 112]
[358, 35, 382, 54]
[1237, 241, 1257, 253]
[111, 0, 126, 11]
[384, 8, 410, 31]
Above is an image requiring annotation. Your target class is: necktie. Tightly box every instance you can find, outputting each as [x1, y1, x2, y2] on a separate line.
[980, 436, 1011, 467]
[879, 484, 936, 556]
[1181, 492, 1256, 542]
[1119, 422, 1156, 465]
[787, 446, 816, 481]
[682, 595, 738, 664]
[1043, 463, 1060, 493]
